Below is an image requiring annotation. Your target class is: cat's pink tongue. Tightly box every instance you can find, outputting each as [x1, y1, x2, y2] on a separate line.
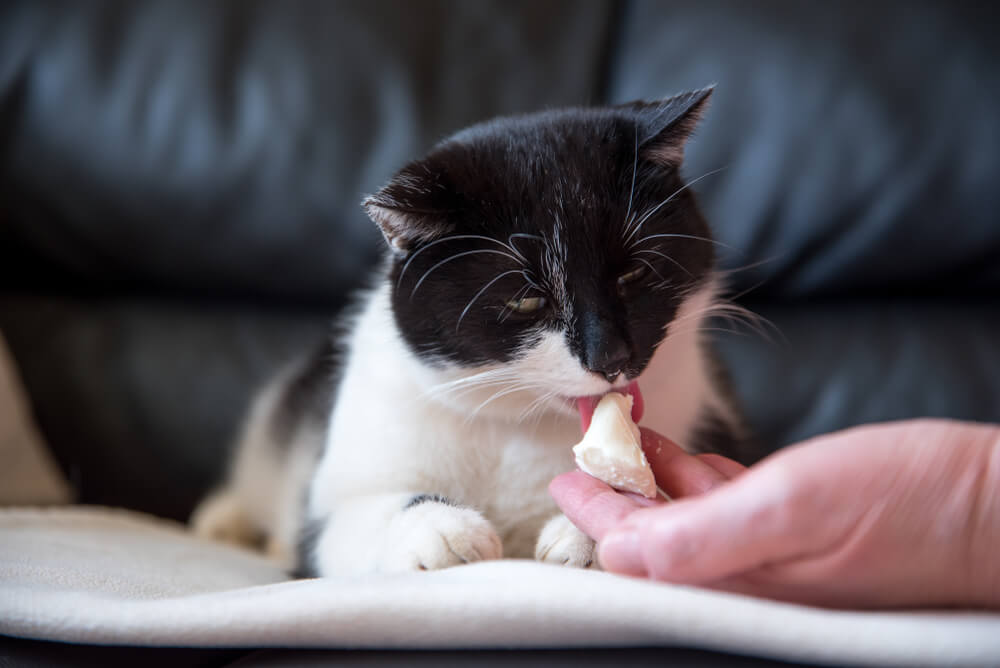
[576, 380, 644, 434]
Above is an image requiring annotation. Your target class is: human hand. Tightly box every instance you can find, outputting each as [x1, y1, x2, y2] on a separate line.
[550, 420, 1000, 609]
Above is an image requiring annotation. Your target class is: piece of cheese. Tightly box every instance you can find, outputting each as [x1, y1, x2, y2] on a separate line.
[572, 392, 657, 498]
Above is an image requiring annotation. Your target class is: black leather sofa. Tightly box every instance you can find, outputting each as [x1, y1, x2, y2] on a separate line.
[1, 1, 997, 666]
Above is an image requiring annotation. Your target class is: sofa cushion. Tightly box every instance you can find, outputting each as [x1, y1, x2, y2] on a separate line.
[0, 0, 614, 305]
[609, 0, 1000, 300]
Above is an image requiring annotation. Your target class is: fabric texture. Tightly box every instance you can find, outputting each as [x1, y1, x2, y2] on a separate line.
[1, 507, 999, 666]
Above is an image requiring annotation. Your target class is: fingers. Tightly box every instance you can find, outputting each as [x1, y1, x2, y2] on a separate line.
[639, 428, 735, 498]
[548, 472, 654, 541]
[553, 426, 762, 582]
[696, 453, 748, 479]
[599, 463, 806, 583]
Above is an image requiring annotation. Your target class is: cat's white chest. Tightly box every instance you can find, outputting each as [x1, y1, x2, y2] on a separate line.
[317, 371, 581, 558]
[474, 417, 580, 556]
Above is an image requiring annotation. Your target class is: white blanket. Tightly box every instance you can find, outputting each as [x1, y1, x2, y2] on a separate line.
[2, 506, 998, 666]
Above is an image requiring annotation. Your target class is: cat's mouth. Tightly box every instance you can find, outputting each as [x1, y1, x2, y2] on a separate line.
[574, 380, 643, 434]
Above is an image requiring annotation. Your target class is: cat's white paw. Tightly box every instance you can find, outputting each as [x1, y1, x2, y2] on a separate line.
[535, 514, 597, 569]
[378, 499, 503, 573]
[189, 490, 263, 548]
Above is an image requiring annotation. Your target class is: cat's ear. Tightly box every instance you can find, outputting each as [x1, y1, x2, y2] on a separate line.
[363, 165, 455, 254]
[619, 86, 713, 166]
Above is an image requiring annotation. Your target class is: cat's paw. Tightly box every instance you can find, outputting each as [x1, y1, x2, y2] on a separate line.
[378, 497, 503, 573]
[535, 514, 597, 569]
[189, 490, 263, 549]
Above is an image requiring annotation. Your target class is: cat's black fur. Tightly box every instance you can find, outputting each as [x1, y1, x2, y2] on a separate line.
[270, 337, 339, 450]
[365, 88, 717, 383]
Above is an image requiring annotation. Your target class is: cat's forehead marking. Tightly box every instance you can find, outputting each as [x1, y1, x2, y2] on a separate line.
[540, 207, 571, 317]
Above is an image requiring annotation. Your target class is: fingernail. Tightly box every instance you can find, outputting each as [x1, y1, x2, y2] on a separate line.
[599, 530, 646, 577]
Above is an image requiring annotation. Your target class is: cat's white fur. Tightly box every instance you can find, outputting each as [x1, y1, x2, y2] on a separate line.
[192, 278, 725, 575]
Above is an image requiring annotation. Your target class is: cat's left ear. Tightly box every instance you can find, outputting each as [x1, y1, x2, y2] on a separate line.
[363, 164, 455, 255]
[619, 86, 714, 166]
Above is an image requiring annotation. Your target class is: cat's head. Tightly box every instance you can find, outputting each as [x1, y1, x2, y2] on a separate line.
[364, 89, 717, 418]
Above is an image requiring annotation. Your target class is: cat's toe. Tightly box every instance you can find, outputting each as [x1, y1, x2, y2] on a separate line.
[535, 514, 597, 569]
[379, 500, 503, 573]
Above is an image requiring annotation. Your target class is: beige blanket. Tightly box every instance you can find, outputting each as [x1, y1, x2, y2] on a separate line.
[1, 506, 998, 666]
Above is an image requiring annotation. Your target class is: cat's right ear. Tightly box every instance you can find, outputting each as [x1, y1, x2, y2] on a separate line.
[363, 199, 435, 255]
[619, 86, 714, 166]
[363, 166, 454, 255]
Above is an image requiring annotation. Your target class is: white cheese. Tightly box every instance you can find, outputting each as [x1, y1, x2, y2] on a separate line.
[572, 392, 657, 498]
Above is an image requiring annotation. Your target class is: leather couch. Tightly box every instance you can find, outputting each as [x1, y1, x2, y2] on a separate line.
[1, 1, 997, 665]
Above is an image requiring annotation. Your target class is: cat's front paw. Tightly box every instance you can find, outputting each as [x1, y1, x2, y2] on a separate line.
[378, 496, 503, 573]
[535, 514, 596, 569]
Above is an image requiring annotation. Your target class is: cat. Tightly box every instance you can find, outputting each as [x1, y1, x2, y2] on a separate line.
[190, 87, 747, 576]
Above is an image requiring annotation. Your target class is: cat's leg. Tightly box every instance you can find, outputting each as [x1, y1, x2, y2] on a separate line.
[190, 382, 284, 553]
[192, 342, 332, 569]
[191, 434, 314, 570]
[535, 513, 597, 569]
[304, 493, 503, 576]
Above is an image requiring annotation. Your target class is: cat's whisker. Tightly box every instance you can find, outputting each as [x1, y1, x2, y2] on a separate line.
[704, 302, 784, 345]
[660, 314, 733, 343]
[507, 233, 544, 242]
[518, 270, 542, 291]
[423, 373, 516, 397]
[523, 400, 556, 432]
[424, 380, 524, 405]
[427, 379, 523, 403]
[652, 280, 674, 292]
[671, 316, 784, 346]
[623, 166, 728, 245]
[410, 249, 523, 299]
[421, 367, 517, 393]
[660, 300, 733, 336]
[497, 282, 535, 323]
[677, 323, 753, 338]
[622, 125, 639, 231]
[422, 368, 522, 399]
[633, 248, 692, 277]
[465, 383, 547, 424]
[456, 269, 525, 332]
[622, 209, 644, 247]
[539, 392, 565, 428]
[397, 234, 527, 289]
[537, 392, 565, 426]
[634, 257, 668, 284]
[629, 232, 737, 253]
[516, 388, 559, 425]
[658, 298, 784, 347]
[507, 233, 544, 263]
[714, 254, 783, 283]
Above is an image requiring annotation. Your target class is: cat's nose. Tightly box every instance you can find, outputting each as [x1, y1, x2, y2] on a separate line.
[586, 335, 631, 383]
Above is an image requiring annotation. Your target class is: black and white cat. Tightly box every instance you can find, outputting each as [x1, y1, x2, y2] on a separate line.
[191, 87, 746, 576]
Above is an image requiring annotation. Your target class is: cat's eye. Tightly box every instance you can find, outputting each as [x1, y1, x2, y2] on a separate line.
[617, 265, 648, 286]
[506, 296, 547, 314]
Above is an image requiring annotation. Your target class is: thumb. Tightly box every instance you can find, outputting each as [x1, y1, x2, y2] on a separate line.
[600, 461, 814, 583]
